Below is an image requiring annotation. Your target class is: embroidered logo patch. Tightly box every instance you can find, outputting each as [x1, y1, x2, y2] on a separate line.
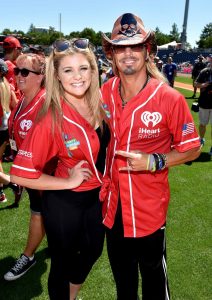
[65, 138, 80, 150]
[20, 119, 33, 131]
[102, 103, 111, 119]
[182, 123, 194, 136]
[141, 111, 162, 127]
[63, 133, 80, 157]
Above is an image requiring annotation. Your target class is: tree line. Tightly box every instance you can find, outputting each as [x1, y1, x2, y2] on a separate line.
[1, 22, 212, 49]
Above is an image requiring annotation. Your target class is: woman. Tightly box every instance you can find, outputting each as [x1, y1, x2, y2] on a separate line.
[4, 53, 46, 281]
[10, 39, 110, 300]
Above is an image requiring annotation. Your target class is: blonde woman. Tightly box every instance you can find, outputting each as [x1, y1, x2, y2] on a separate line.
[10, 39, 110, 300]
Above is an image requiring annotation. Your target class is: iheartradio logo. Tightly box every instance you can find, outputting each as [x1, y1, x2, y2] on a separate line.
[141, 111, 162, 127]
[20, 119, 33, 131]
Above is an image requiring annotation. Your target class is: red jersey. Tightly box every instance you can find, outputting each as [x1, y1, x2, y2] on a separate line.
[100, 77, 200, 238]
[5, 60, 22, 101]
[8, 88, 46, 149]
[10, 100, 104, 192]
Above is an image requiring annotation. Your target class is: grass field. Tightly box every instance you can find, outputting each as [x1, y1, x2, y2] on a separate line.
[0, 82, 211, 300]
[175, 74, 193, 85]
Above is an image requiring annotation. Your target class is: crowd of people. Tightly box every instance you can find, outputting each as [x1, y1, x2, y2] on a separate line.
[0, 11, 211, 300]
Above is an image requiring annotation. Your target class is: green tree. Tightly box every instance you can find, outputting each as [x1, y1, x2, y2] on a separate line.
[2, 28, 12, 35]
[79, 28, 96, 45]
[67, 31, 81, 39]
[154, 27, 171, 45]
[28, 23, 35, 33]
[196, 23, 212, 48]
[94, 31, 103, 47]
[169, 23, 180, 42]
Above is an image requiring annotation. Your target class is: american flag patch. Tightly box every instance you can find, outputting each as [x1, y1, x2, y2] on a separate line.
[182, 123, 194, 136]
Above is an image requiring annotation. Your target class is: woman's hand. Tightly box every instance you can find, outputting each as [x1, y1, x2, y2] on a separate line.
[67, 160, 93, 189]
[115, 150, 149, 172]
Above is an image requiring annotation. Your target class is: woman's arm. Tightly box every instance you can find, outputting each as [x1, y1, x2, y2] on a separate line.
[11, 160, 93, 190]
[0, 171, 10, 185]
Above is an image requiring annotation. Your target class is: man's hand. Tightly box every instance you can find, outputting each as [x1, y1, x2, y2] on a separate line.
[115, 150, 149, 171]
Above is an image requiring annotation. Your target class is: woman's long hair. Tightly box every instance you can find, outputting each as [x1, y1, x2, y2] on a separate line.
[42, 42, 105, 130]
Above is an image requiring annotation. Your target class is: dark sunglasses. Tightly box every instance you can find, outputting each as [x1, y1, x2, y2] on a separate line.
[14, 67, 41, 77]
[112, 44, 146, 54]
[53, 38, 90, 52]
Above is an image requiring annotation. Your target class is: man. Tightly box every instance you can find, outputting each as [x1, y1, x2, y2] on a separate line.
[154, 56, 163, 72]
[195, 54, 212, 154]
[3, 36, 22, 100]
[29, 44, 45, 56]
[100, 13, 201, 300]
[191, 54, 206, 98]
[163, 56, 177, 87]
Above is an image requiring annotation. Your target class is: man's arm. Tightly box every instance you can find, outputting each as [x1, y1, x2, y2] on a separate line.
[116, 147, 201, 172]
[165, 147, 200, 167]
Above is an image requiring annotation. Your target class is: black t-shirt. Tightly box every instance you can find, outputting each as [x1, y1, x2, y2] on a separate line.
[196, 67, 212, 109]
[192, 62, 206, 79]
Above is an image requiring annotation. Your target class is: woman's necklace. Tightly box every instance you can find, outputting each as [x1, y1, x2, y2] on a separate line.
[119, 75, 150, 108]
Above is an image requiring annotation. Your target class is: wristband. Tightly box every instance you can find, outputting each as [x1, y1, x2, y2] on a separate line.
[152, 153, 167, 171]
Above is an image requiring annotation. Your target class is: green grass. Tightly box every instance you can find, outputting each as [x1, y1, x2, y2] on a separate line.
[175, 75, 193, 85]
[0, 83, 211, 299]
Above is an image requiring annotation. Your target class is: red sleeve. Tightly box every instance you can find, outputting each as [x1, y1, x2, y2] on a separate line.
[167, 90, 200, 152]
[10, 114, 59, 178]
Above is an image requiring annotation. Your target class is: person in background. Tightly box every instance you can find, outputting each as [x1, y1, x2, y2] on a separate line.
[10, 38, 110, 300]
[163, 56, 177, 87]
[0, 59, 18, 203]
[191, 54, 206, 98]
[154, 56, 163, 72]
[195, 54, 212, 154]
[3, 53, 46, 281]
[97, 53, 104, 86]
[3, 36, 22, 101]
[102, 66, 114, 84]
[29, 45, 45, 57]
[2, 36, 23, 163]
[100, 12, 201, 300]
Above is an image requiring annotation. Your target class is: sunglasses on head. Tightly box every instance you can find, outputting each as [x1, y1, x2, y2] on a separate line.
[53, 38, 90, 52]
[14, 67, 41, 77]
[112, 43, 146, 54]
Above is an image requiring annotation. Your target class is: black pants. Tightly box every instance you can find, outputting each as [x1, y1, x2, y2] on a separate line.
[42, 188, 105, 300]
[106, 202, 170, 300]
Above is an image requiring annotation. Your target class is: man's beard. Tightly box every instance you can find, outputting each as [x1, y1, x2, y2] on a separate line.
[123, 66, 136, 75]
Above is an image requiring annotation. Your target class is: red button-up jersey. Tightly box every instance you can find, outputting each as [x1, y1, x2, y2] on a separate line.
[8, 88, 46, 149]
[100, 77, 200, 238]
[10, 100, 104, 192]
